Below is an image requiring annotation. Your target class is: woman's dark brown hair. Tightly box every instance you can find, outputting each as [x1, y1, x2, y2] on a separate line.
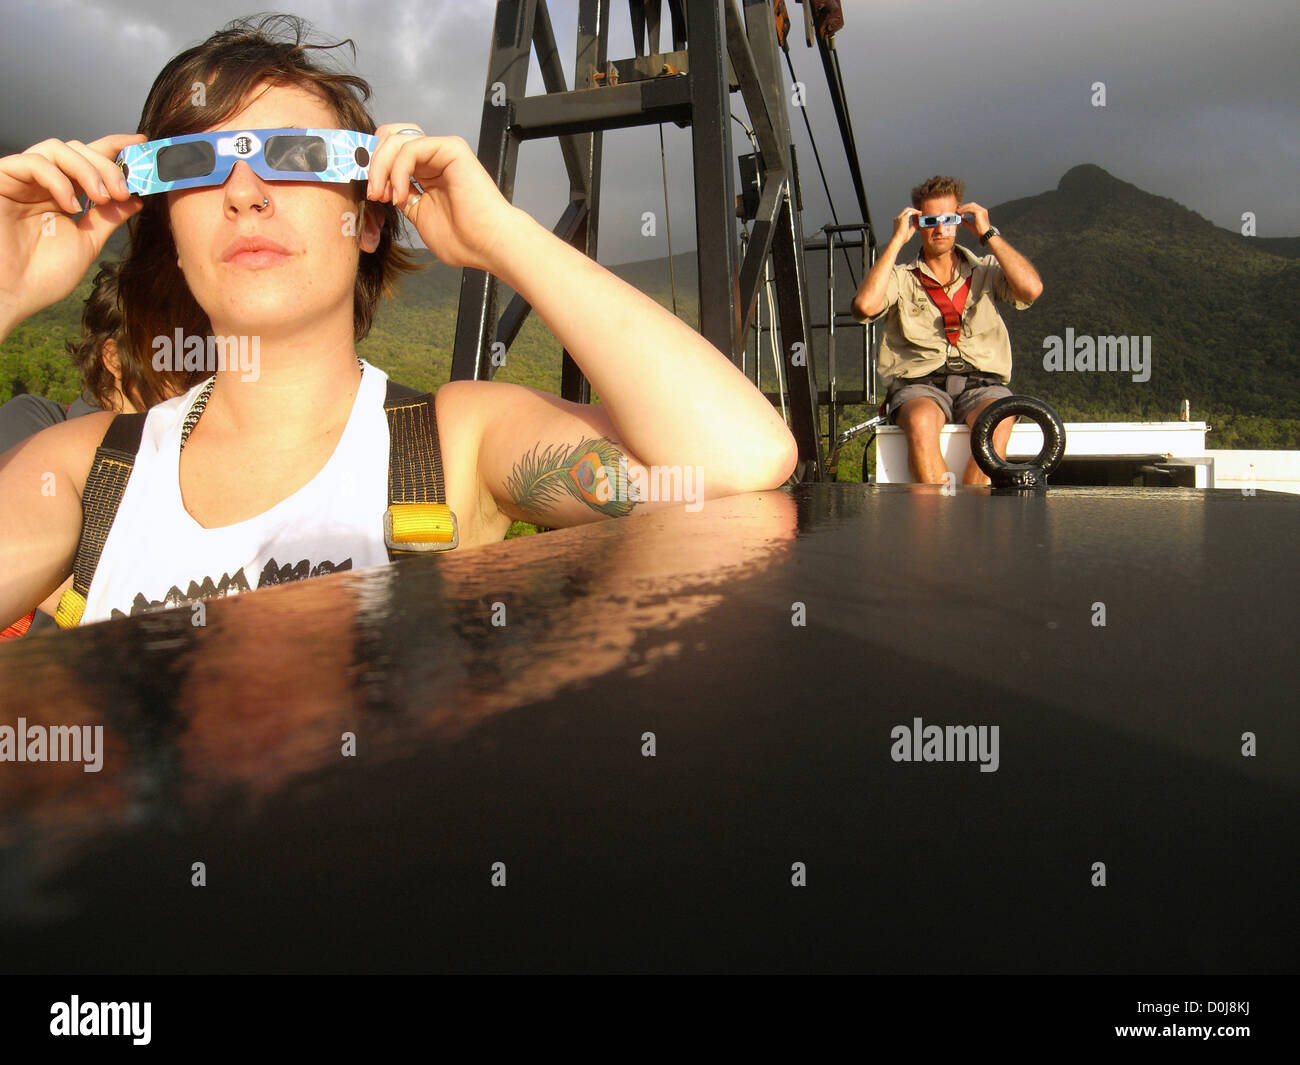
[118, 13, 421, 368]
[68, 260, 199, 410]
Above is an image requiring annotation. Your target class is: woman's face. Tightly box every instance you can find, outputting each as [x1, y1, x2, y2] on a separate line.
[165, 81, 379, 341]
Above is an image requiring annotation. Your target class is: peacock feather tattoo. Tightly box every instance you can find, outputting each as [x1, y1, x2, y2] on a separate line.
[504, 436, 638, 519]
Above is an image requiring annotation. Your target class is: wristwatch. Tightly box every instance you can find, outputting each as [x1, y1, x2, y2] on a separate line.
[979, 225, 1001, 245]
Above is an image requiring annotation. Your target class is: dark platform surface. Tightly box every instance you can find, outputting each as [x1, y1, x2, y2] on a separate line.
[1, 484, 1296, 973]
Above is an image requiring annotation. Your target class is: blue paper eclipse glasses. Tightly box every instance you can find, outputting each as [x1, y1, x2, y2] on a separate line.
[115, 128, 377, 196]
[916, 213, 967, 229]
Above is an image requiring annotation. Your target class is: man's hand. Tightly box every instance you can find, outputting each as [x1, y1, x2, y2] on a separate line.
[958, 201, 991, 239]
[892, 206, 920, 246]
[364, 125, 519, 272]
[958, 200, 1043, 303]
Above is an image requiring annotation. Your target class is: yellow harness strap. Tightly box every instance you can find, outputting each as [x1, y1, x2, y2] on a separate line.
[54, 587, 87, 629]
[384, 502, 458, 551]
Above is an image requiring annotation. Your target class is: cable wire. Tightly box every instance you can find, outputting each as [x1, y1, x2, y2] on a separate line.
[781, 44, 857, 288]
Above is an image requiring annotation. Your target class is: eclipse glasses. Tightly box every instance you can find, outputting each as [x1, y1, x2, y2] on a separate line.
[916, 212, 971, 229]
[115, 128, 377, 196]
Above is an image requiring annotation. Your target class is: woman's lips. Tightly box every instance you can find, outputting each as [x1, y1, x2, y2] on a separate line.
[221, 236, 292, 268]
[225, 249, 291, 268]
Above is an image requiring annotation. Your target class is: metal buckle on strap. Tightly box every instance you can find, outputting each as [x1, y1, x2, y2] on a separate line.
[945, 348, 970, 373]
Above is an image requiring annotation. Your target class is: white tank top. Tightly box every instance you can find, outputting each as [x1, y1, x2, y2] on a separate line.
[81, 361, 392, 624]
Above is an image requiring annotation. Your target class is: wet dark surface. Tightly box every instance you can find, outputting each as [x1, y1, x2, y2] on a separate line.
[0, 484, 1296, 972]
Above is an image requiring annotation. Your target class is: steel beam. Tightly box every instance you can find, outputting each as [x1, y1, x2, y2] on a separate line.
[741, 0, 822, 476]
[688, 0, 741, 366]
[451, 0, 536, 381]
[512, 77, 693, 139]
[736, 173, 786, 338]
[560, 0, 610, 404]
[769, 189, 823, 478]
[532, 0, 593, 196]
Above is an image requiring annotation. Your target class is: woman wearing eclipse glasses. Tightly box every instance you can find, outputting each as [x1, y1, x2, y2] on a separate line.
[0, 13, 796, 628]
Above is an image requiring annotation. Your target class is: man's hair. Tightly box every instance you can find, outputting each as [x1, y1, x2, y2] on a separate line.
[68, 260, 200, 411]
[911, 175, 965, 209]
[118, 13, 421, 368]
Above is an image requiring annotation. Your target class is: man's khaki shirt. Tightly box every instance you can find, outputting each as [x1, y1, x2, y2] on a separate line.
[866, 243, 1032, 385]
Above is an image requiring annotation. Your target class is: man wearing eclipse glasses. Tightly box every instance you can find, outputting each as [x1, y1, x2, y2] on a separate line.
[852, 175, 1043, 485]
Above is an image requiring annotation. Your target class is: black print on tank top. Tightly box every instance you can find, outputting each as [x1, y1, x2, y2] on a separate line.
[109, 556, 353, 618]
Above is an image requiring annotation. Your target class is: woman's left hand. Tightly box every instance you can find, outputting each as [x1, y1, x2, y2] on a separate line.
[365, 124, 520, 272]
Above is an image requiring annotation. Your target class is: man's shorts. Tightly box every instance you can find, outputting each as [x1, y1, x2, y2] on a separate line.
[886, 372, 1012, 425]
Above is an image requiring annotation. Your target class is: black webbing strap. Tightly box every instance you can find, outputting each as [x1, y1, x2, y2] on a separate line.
[57, 412, 146, 627]
[383, 379, 445, 506]
[382, 379, 452, 560]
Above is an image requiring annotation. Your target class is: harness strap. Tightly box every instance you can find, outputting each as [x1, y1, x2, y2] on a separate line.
[911, 266, 971, 348]
[382, 380, 458, 557]
[52, 376, 456, 630]
[1, 610, 34, 640]
[55, 412, 147, 629]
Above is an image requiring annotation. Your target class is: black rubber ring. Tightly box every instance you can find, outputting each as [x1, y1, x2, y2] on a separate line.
[970, 395, 1066, 486]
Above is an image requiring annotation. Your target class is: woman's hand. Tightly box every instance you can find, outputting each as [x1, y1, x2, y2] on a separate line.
[0, 134, 144, 333]
[363, 125, 522, 273]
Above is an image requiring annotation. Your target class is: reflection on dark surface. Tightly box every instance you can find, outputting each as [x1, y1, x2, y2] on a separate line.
[0, 485, 1295, 972]
[0, 492, 799, 891]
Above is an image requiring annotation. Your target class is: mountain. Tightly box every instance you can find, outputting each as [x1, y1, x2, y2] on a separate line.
[2, 164, 1297, 447]
[944, 164, 1300, 427]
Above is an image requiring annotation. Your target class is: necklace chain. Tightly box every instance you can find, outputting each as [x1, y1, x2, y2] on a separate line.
[178, 357, 365, 452]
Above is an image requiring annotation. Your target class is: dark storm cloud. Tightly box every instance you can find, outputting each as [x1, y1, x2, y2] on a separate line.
[1, 0, 1294, 264]
[822, 0, 1299, 240]
[0, 1, 495, 145]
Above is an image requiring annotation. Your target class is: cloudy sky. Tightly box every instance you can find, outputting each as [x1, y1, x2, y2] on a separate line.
[1, 0, 1295, 265]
